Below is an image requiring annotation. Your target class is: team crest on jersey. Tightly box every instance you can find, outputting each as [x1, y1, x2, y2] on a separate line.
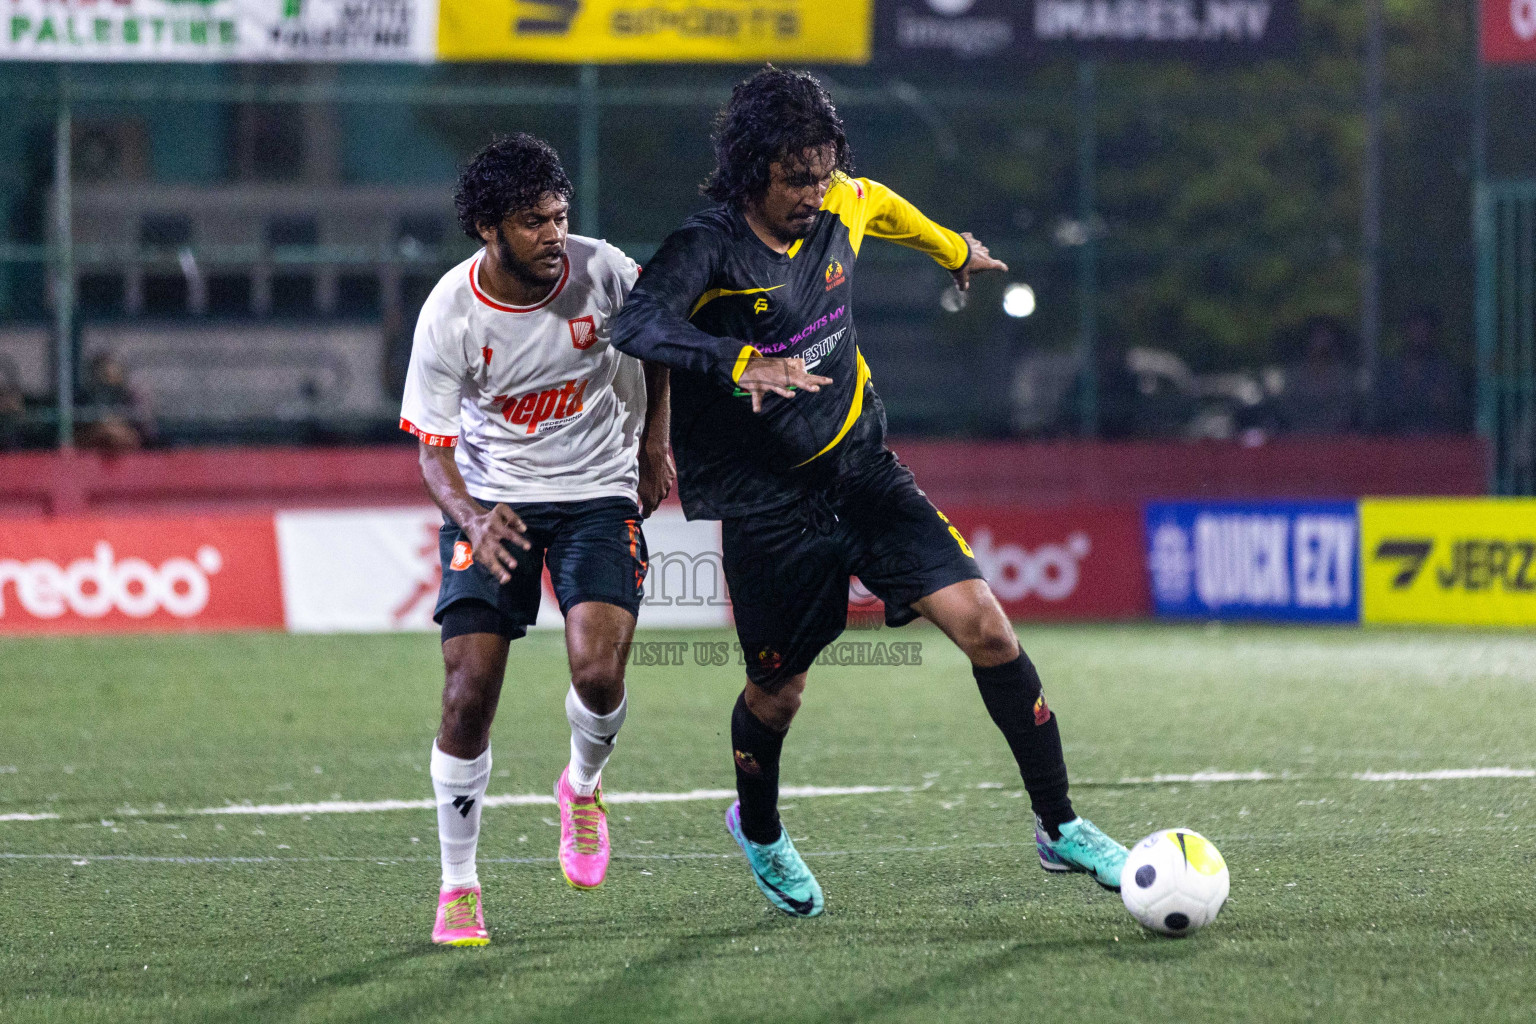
[825, 259, 846, 291]
[492, 378, 589, 436]
[568, 315, 597, 350]
[451, 540, 474, 571]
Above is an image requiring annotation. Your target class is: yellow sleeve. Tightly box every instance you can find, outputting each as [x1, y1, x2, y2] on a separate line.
[821, 175, 970, 271]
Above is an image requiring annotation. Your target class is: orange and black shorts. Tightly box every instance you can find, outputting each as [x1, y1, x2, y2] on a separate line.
[436, 496, 648, 642]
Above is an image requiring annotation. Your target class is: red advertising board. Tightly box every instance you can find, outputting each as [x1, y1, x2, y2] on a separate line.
[851, 504, 1148, 622]
[1483, 0, 1536, 64]
[0, 516, 285, 634]
[945, 505, 1148, 620]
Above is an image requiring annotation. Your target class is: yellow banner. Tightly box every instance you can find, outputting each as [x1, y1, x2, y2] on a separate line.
[438, 0, 872, 63]
[1360, 499, 1536, 626]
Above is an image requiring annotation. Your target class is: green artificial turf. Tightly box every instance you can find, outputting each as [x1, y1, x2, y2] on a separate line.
[0, 625, 1532, 1023]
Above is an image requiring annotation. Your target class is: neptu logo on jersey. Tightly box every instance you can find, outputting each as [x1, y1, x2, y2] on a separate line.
[824, 259, 846, 291]
[753, 296, 770, 315]
[492, 378, 589, 436]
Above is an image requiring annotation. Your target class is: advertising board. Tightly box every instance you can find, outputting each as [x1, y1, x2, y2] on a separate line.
[1146, 501, 1359, 622]
[437, 0, 871, 64]
[875, 0, 1299, 64]
[1360, 499, 1536, 626]
[0, 515, 285, 633]
[2, 0, 435, 62]
[944, 505, 1148, 620]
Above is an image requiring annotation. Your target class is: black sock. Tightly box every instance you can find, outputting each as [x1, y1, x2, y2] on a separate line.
[974, 651, 1075, 839]
[731, 691, 786, 845]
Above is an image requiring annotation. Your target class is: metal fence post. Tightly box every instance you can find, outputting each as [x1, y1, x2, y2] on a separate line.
[1076, 59, 1099, 439]
[1473, 3, 1493, 492]
[1474, 183, 1496, 457]
[577, 64, 600, 239]
[1519, 193, 1534, 496]
[53, 67, 75, 451]
[1360, 0, 1383, 429]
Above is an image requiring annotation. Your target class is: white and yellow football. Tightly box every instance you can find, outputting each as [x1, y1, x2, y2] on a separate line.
[1120, 828, 1230, 937]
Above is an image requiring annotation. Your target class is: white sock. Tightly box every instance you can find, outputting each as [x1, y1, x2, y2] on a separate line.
[430, 742, 491, 890]
[566, 686, 626, 797]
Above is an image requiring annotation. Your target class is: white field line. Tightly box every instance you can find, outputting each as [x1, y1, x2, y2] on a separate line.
[189, 784, 907, 818]
[5, 824, 1534, 869]
[1107, 771, 1281, 785]
[1351, 768, 1536, 781]
[1, 770, 1529, 825]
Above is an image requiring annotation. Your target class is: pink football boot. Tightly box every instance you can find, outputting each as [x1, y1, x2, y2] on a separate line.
[432, 886, 489, 946]
[555, 766, 611, 889]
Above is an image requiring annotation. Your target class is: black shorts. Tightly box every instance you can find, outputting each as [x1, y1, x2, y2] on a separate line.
[435, 496, 648, 642]
[722, 448, 982, 690]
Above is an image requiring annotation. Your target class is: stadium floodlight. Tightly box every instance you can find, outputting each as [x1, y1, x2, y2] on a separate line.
[1002, 283, 1036, 318]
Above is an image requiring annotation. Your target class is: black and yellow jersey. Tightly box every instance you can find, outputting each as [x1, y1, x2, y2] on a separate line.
[610, 174, 968, 520]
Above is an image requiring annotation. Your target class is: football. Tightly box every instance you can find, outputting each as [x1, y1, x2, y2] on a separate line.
[1120, 828, 1230, 937]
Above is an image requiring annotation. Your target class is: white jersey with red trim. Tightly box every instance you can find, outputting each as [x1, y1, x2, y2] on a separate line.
[399, 234, 645, 505]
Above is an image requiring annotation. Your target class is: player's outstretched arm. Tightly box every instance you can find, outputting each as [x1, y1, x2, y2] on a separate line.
[417, 442, 531, 584]
[637, 361, 675, 516]
[850, 178, 1007, 289]
[950, 231, 1008, 293]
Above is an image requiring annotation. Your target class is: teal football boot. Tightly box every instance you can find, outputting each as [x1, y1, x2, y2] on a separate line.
[1036, 815, 1129, 891]
[725, 801, 824, 917]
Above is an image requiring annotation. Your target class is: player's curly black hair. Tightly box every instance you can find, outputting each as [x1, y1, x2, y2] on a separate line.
[454, 133, 573, 241]
[702, 66, 854, 208]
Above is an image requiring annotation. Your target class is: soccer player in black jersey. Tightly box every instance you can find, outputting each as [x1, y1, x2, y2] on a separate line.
[611, 67, 1128, 917]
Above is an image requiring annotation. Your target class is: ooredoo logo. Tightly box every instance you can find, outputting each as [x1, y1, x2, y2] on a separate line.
[0, 542, 223, 620]
[970, 528, 1092, 602]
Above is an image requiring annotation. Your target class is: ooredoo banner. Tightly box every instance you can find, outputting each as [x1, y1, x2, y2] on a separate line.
[0, 503, 1148, 634]
[944, 505, 1148, 620]
[1360, 498, 1536, 627]
[0, 515, 284, 633]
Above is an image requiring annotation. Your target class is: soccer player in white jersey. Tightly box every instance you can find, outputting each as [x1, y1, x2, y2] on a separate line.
[399, 135, 673, 946]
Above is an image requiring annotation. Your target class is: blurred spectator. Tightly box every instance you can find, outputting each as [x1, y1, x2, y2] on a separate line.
[1091, 339, 1145, 440]
[76, 351, 155, 453]
[1275, 317, 1358, 434]
[1378, 308, 1469, 434]
[0, 368, 23, 450]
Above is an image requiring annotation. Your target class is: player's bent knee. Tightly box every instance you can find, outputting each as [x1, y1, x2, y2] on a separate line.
[569, 661, 625, 713]
[746, 673, 805, 731]
[964, 608, 1021, 667]
[441, 676, 496, 731]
